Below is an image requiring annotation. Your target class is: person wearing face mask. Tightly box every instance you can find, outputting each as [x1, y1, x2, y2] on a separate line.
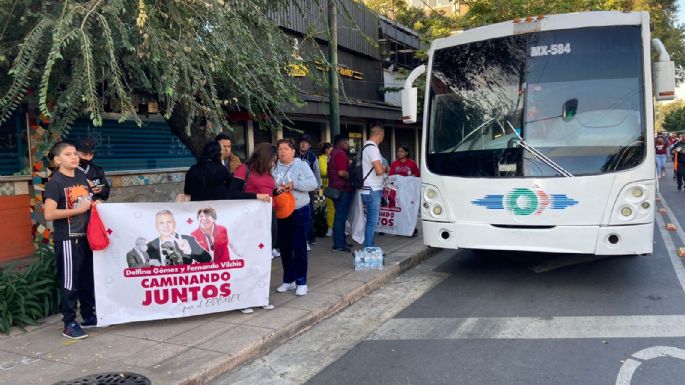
[126, 237, 158, 268]
[76, 137, 110, 201]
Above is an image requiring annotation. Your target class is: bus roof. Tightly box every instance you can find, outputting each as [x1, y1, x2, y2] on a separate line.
[431, 11, 648, 53]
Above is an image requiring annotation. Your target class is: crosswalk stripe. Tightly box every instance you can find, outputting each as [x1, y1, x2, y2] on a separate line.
[367, 315, 685, 340]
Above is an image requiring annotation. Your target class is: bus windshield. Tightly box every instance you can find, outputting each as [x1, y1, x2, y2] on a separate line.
[427, 26, 644, 177]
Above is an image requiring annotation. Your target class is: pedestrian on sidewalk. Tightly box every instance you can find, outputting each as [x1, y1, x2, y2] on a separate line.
[273, 139, 318, 296]
[673, 138, 685, 190]
[656, 136, 668, 178]
[328, 135, 354, 252]
[44, 142, 97, 340]
[318, 142, 335, 237]
[360, 123, 387, 248]
[389, 145, 420, 177]
[229, 142, 278, 256]
[216, 132, 242, 173]
[184, 141, 232, 201]
[76, 138, 110, 201]
[297, 134, 322, 249]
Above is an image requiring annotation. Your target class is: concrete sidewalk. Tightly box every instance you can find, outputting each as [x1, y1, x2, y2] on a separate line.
[0, 232, 436, 385]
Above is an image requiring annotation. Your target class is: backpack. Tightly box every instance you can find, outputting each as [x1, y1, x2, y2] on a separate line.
[348, 143, 376, 190]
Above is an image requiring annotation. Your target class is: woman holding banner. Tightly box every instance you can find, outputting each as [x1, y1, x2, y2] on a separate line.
[272, 139, 318, 297]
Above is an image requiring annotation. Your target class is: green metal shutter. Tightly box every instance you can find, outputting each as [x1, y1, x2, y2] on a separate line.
[64, 119, 195, 171]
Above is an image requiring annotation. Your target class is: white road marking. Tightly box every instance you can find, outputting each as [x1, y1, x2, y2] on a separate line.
[655, 191, 685, 296]
[615, 346, 685, 385]
[367, 315, 685, 340]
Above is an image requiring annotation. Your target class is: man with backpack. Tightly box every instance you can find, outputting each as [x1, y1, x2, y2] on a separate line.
[357, 124, 387, 248]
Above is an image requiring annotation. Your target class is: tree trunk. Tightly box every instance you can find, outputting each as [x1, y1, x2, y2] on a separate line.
[164, 103, 214, 158]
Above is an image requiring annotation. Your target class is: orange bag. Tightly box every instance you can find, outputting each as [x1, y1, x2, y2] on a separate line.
[87, 205, 110, 250]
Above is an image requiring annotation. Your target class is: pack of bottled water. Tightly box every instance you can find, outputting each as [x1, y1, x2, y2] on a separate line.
[354, 247, 384, 271]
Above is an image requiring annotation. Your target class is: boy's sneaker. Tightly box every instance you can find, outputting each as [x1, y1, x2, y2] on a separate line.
[325, 229, 333, 237]
[276, 282, 296, 293]
[62, 322, 88, 340]
[295, 285, 308, 296]
[81, 315, 98, 329]
[332, 246, 352, 253]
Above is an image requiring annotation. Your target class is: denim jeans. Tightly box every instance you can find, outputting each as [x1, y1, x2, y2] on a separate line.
[332, 191, 353, 249]
[656, 154, 667, 176]
[277, 205, 311, 285]
[361, 189, 383, 248]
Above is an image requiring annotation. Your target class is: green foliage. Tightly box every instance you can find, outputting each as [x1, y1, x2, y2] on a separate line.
[0, 244, 60, 334]
[0, 0, 319, 143]
[663, 104, 685, 132]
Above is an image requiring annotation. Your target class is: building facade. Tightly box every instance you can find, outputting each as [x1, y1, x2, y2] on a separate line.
[0, 0, 423, 262]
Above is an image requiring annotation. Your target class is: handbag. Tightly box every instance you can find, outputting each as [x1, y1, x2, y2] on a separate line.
[87, 205, 110, 250]
[323, 186, 342, 200]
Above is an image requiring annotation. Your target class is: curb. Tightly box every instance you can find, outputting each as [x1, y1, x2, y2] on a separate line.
[177, 245, 440, 385]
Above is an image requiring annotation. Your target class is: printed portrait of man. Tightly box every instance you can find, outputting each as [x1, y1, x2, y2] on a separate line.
[126, 237, 159, 268]
[146, 210, 212, 265]
[190, 207, 230, 263]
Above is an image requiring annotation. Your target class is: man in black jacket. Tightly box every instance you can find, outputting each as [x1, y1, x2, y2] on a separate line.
[76, 138, 111, 201]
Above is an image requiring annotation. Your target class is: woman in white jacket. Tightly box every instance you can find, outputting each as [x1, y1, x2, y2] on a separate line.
[272, 138, 318, 296]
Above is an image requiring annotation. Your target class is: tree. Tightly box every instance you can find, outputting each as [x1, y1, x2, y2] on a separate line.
[0, 0, 317, 155]
[662, 104, 685, 132]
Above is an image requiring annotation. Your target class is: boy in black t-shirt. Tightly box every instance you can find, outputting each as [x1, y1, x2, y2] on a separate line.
[44, 142, 97, 339]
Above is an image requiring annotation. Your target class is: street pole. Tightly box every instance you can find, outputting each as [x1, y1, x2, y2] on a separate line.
[328, 0, 340, 138]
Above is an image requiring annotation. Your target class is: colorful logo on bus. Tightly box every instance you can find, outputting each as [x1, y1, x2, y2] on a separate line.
[471, 187, 578, 216]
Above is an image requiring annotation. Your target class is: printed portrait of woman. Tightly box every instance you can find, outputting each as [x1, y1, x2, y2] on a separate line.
[190, 207, 230, 263]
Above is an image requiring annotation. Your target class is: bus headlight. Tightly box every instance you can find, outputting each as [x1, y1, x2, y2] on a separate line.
[609, 181, 654, 225]
[422, 184, 449, 221]
[425, 188, 438, 201]
[432, 205, 443, 216]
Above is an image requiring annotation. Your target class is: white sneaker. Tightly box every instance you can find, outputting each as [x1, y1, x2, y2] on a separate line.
[326, 228, 333, 237]
[272, 249, 281, 258]
[262, 304, 275, 310]
[307, 243, 311, 251]
[276, 282, 296, 293]
[240, 308, 254, 314]
[295, 285, 308, 296]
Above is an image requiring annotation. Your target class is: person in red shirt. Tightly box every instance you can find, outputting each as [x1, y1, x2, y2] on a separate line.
[191, 207, 230, 263]
[389, 145, 420, 177]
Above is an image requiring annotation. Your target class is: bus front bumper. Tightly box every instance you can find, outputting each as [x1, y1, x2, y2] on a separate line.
[422, 221, 653, 255]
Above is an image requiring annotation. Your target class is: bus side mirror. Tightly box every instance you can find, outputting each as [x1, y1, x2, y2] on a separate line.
[402, 87, 418, 124]
[651, 38, 675, 101]
[402, 65, 426, 124]
[562, 99, 578, 121]
[653, 61, 675, 101]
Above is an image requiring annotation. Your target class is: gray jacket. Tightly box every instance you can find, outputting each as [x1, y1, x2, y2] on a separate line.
[272, 158, 318, 209]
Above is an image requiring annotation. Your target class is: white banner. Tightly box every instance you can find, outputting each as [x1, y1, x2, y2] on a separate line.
[377, 175, 421, 236]
[350, 175, 421, 243]
[93, 200, 272, 326]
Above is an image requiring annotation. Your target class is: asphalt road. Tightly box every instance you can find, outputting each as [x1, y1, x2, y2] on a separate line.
[214, 179, 685, 385]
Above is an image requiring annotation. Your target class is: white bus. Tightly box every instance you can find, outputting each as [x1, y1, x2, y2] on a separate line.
[402, 11, 675, 255]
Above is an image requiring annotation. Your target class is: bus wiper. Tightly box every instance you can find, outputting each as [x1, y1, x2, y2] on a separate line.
[507, 121, 574, 178]
[444, 117, 496, 152]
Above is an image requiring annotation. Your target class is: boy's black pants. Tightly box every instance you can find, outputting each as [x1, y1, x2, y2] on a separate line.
[54, 238, 95, 325]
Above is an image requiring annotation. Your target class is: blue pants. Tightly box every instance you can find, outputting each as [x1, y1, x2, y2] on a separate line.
[656, 154, 667, 176]
[278, 205, 311, 285]
[361, 190, 383, 248]
[332, 191, 353, 249]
